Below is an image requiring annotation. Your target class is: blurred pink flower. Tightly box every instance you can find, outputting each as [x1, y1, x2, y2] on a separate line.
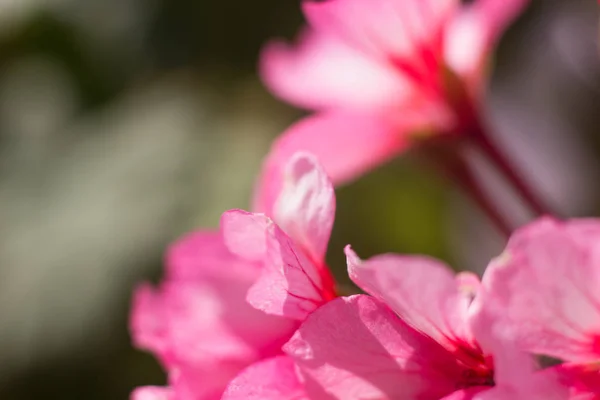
[221, 246, 567, 399]
[473, 217, 600, 398]
[129, 231, 296, 399]
[129, 152, 338, 399]
[131, 387, 173, 400]
[550, 363, 600, 399]
[222, 152, 337, 321]
[222, 355, 309, 400]
[255, 0, 529, 210]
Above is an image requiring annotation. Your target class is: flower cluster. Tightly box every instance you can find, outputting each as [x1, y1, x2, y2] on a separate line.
[254, 0, 531, 215]
[129, 0, 600, 399]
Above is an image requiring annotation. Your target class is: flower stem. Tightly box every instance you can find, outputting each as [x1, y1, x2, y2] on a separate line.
[464, 109, 559, 219]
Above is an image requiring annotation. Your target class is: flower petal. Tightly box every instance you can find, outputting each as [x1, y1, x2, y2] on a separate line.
[221, 210, 334, 320]
[472, 355, 570, 400]
[222, 356, 309, 400]
[273, 152, 335, 263]
[346, 246, 477, 352]
[441, 388, 488, 400]
[169, 364, 246, 400]
[284, 295, 467, 399]
[473, 217, 600, 363]
[253, 112, 406, 213]
[260, 28, 413, 112]
[136, 282, 260, 366]
[302, 0, 457, 61]
[220, 210, 270, 262]
[249, 220, 334, 320]
[130, 232, 296, 399]
[165, 230, 260, 280]
[131, 279, 295, 399]
[551, 363, 600, 399]
[460, 308, 569, 400]
[466, 0, 529, 45]
[444, 0, 529, 89]
[444, 10, 489, 92]
[130, 283, 170, 359]
[131, 387, 173, 400]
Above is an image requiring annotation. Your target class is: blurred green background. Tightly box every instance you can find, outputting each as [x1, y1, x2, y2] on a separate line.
[0, 0, 599, 398]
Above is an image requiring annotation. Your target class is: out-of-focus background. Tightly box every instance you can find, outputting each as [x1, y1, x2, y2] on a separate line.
[0, 0, 599, 398]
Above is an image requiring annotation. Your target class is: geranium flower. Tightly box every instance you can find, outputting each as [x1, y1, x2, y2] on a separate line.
[221, 152, 337, 320]
[129, 152, 338, 398]
[222, 246, 568, 399]
[255, 0, 529, 211]
[472, 217, 600, 398]
[129, 231, 296, 400]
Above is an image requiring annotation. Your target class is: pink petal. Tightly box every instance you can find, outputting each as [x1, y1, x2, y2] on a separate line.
[474, 217, 600, 363]
[273, 152, 335, 263]
[144, 282, 260, 365]
[131, 279, 295, 398]
[260, 28, 413, 112]
[132, 230, 295, 363]
[466, 0, 529, 45]
[221, 210, 335, 320]
[563, 218, 600, 247]
[131, 387, 173, 400]
[222, 356, 308, 400]
[249, 220, 334, 320]
[552, 363, 600, 398]
[220, 210, 270, 262]
[165, 230, 260, 281]
[130, 283, 170, 358]
[346, 246, 477, 352]
[302, 0, 456, 62]
[474, 385, 567, 400]
[473, 364, 570, 400]
[284, 295, 468, 399]
[444, 0, 529, 86]
[130, 232, 297, 399]
[221, 210, 334, 320]
[441, 388, 489, 400]
[478, 332, 540, 392]
[463, 307, 570, 400]
[444, 10, 489, 93]
[252, 112, 406, 213]
[438, 348, 569, 400]
[168, 365, 242, 400]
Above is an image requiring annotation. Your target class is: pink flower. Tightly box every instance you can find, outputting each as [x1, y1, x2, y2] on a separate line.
[221, 152, 337, 321]
[472, 217, 600, 398]
[131, 387, 173, 400]
[130, 152, 338, 399]
[222, 246, 566, 399]
[551, 364, 600, 399]
[222, 356, 309, 400]
[129, 231, 296, 399]
[254, 0, 529, 210]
